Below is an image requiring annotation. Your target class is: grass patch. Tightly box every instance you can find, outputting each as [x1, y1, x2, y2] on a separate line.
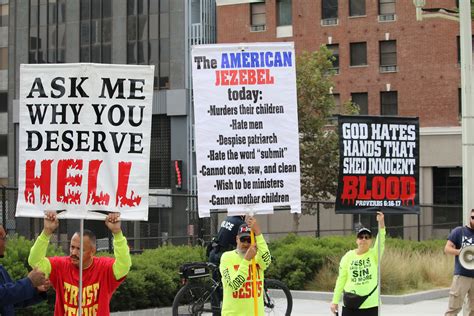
[308, 246, 453, 294]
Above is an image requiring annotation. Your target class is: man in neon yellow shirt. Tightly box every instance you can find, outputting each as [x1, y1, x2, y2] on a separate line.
[331, 212, 385, 316]
[220, 216, 271, 315]
[28, 211, 132, 316]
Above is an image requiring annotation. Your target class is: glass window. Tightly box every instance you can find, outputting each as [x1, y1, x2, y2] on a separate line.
[102, 18, 112, 43]
[0, 93, 7, 113]
[160, 13, 169, 38]
[0, 48, 7, 70]
[57, 0, 66, 23]
[0, 4, 8, 27]
[349, 0, 365, 16]
[149, 115, 171, 188]
[137, 40, 148, 64]
[91, 19, 102, 45]
[149, 39, 158, 64]
[351, 92, 368, 115]
[0, 135, 7, 156]
[160, 0, 169, 13]
[380, 91, 397, 115]
[48, 0, 57, 24]
[138, 15, 148, 40]
[81, 0, 90, 19]
[149, 14, 158, 40]
[379, 0, 395, 15]
[30, 2, 38, 26]
[380, 40, 396, 66]
[127, 42, 137, 64]
[251, 3, 266, 27]
[91, 0, 101, 19]
[322, 0, 338, 19]
[433, 167, 462, 229]
[102, 0, 112, 18]
[326, 44, 339, 69]
[350, 42, 367, 66]
[277, 0, 292, 26]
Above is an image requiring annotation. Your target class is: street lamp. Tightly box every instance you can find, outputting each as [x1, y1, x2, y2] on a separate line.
[413, 0, 474, 225]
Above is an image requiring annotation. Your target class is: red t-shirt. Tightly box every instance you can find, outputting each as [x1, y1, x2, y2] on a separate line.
[48, 256, 125, 316]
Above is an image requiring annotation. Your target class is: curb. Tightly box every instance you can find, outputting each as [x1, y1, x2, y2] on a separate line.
[290, 288, 450, 305]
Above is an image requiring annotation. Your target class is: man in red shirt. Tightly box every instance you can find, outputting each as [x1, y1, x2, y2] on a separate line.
[28, 211, 131, 315]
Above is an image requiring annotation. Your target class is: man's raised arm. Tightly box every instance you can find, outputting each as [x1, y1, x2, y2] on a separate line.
[28, 211, 58, 275]
[105, 213, 132, 280]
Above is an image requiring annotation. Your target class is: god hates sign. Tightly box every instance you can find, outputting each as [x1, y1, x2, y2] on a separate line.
[16, 63, 154, 220]
[335, 116, 419, 214]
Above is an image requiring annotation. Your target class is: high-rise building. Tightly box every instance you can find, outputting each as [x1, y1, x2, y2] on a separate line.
[6, 0, 216, 243]
[0, 0, 8, 186]
[216, 0, 468, 239]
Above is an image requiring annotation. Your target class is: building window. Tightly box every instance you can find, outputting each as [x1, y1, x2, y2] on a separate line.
[0, 4, 8, 27]
[433, 167, 462, 229]
[350, 42, 367, 66]
[380, 91, 397, 115]
[378, 0, 395, 20]
[127, 0, 165, 89]
[0, 48, 7, 70]
[459, 88, 462, 119]
[0, 135, 6, 156]
[349, 0, 365, 17]
[29, 0, 66, 63]
[351, 92, 368, 115]
[0, 93, 7, 113]
[322, 0, 338, 25]
[326, 44, 339, 73]
[250, 3, 266, 31]
[80, 0, 112, 63]
[379, 40, 397, 72]
[277, 0, 292, 26]
[149, 115, 171, 188]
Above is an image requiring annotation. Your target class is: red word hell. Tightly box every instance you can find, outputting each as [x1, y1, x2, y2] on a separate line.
[341, 175, 416, 205]
[24, 159, 141, 207]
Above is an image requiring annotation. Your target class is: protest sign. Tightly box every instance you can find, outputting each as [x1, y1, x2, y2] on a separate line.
[16, 63, 154, 220]
[192, 43, 301, 217]
[335, 115, 419, 214]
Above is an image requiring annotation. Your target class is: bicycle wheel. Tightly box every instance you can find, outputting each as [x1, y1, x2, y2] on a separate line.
[172, 282, 220, 316]
[263, 279, 293, 316]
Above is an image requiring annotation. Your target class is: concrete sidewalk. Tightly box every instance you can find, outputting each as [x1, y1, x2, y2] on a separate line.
[111, 289, 452, 315]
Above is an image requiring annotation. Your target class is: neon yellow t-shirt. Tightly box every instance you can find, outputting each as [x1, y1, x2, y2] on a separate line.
[332, 228, 386, 309]
[219, 234, 271, 316]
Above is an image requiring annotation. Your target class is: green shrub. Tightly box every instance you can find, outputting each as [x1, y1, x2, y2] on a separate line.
[110, 245, 205, 311]
[1, 234, 63, 316]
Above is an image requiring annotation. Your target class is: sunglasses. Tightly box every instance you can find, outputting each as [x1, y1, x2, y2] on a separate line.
[239, 236, 251, 243]
[471, 216, 474, 220]
[358, 235, 372, 240]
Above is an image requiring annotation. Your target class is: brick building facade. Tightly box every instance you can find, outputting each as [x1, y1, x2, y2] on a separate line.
[216, 0, 468, 239]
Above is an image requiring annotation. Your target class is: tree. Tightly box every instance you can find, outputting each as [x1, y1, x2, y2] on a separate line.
[293, 46, 357, 232]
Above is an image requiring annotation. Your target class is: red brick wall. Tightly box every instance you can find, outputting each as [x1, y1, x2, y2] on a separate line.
[217, 0, 464, 127]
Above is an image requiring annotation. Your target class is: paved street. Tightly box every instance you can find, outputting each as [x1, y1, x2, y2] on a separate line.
[112, 294, 452, 315]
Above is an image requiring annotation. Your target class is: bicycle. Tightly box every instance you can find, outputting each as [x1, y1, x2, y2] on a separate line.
[172, 261, 293, 316]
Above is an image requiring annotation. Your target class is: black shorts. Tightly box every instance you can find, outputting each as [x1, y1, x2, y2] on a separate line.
[342, 306, 378, 316]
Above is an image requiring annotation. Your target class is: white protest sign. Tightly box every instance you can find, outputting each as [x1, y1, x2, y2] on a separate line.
[16, 63, 154, 220]
[192, 42, 301, 218]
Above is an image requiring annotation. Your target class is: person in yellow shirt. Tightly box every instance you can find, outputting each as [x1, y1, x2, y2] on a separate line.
[330, 211, 385, 316]
[219, 216, 271, 316]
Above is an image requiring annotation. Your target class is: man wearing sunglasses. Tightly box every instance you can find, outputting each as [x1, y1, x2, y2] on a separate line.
[0, 225, 50, 315]
[331, 211, 385, 316]
[444, 209, 474, 315]
[219, 216, 271, 315]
